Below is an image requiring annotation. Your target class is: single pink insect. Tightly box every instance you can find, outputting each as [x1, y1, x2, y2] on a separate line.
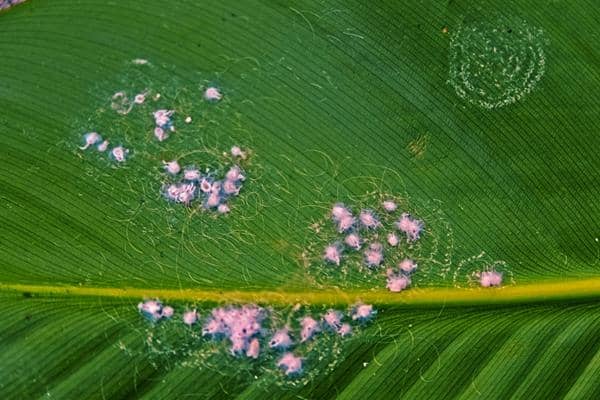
[177, 184, 196, 204]
[359, 209, 380, 229]
[480, 270, 503, 287]
[246, 338, 260, 359]
[111, 146, 128, 162]
[202, 318, 223, 336]
[398, 258, 417, 273]
[364, 242, 384, 267]
[200, 178, 212, 193]
[205, 192, 221, 208]
[164, 160, 181, 175]
[269, 328, 293, 349]
[337, 215, 356, 233]
[386, 270, 410, 292]
[217, 203, 230, 214]
[396, 213, 424, 241]
[183, 168, 201, 181]
[324, 244, 342, 266]
[153, 109, 174, 127]
[97, 140, 109, 152]
[352, 303, 375, 321]
[154, 127, 168, 142]
[138, 299, 162, 320]
[277, 353, 303, 375]
[344, 233, 361, 250]
[387, 232, 399, 247]
[80, 132, 102, 150]
[223, 179, 240, 195]
[331, 203, 352, 221]
[225, 165, 245, 182]
[182, 310, 198, 326]
[300, 316, 321, 342]
[231, 146, 246, 159]
[382, 200, 397, 212]
[338, 323, 352, 337]
[161, 306, 174, 318]
[204, 86, 223, 101]
[323, 309, 342, 329]
[134, 93, 146, 104]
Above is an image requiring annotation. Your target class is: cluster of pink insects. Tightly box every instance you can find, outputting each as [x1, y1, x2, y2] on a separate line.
[80, 132, 128, 162]
[323, 200, 423, 292]
[162, 146, 247, 213]
[138, 300, 376, 376]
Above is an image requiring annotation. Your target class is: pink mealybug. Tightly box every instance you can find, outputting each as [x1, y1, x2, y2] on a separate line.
[183, 168, 201, 181]
[80, 132, 102, 150]
[352, 303, 376, 321]
[323, 309, 342, 330]
[386, 269, 411, 292]
[331, 203, 352, 220]
[177, 184, 196, 205]
[217, 203, 230, 214]
[154, 127, 168, 142]
[182, 310, 198, 325]
[97, 140, 109, 152]
[204, 86, 223, 102]
[246, 338, 260, 359]
[338, 323, 352, 337]
[382, 200, 397, 212]
[222, 179, 240, 196]
[337, 215, 356, 232]
[138, 299, 163, 320]
[396, 212, 424, 241]
[269, 328, 293, 349]
[398, 258, 417, 274]
[344, 233, 361, 250]
[199, 178, 212, 193]
[277, 353, 303, 375]
[324, 243, 342, 266]
[161, 306, 174, 318]
[359, 209, 381, 229]
[480, 270, 503, 287]
[364, 242, 384, 267]
[387, 232, 399, 247]
[111, 146, 129, 162]
[134, 92, 147, 104]
[300, 316, 321, 342]
[153, 109, 174, 127]
[225, 165, 245, 182]
[164, 160, 181, 175]
[230, 146, 247, 159]
[205, 192, 221, 208]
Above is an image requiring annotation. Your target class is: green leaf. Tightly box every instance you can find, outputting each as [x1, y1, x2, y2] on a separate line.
[1, 0, 599, 399]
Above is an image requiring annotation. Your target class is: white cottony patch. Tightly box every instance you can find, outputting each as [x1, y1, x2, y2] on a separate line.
[448, 17, 547, 109]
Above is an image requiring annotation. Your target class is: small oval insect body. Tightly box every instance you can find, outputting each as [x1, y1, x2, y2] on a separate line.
[222, 179, 240, 196]
[154, 127, 168, 142]
[364, 242, 384, 267]
[331, 203, 352, 220]
[111, 146, 129, 162]
[217, 203, 230, 214]
[204, 86, 223, 101]
[246, 338, 260, 359]
[398, 258, 417, 273]
[352, 303, 376, 321]
[138, 299, 163, 320]
[230, 146, 246, 159]
[324, 244, 342, 266]
[396, 213, 424, 241]
[387, 232, 399, 247]
[161, 306, 174, 318]
[270, 328, 293, 349]
[97, 140, 109, 152]
[382, 200, 397, 212]
[205, 192, 221, 208]
[338, 323, 353, 337]
[277, 353, 303, 375]
[480, 270, 503, 287]
[134, 93, 146, 104]
[182, 310, 198, 326]
[183, 168, 201, 181]
[300, 316, 321, 342]
[344, 233, 361, 250]
[185, 116, 192, 124]
[164, 160, 181, 175]
[80, 132, 102, 150]
[359, 209, 381, 229]
[386, 272, 411, 292]
[323, 309, 342, 330]
[337, 215, 356, 233]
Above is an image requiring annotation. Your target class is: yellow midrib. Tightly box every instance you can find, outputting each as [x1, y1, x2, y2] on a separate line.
[2, 279, 600, 305]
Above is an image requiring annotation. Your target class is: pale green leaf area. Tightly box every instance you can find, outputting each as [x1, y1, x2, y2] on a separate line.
[0, 0, 599, 398]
